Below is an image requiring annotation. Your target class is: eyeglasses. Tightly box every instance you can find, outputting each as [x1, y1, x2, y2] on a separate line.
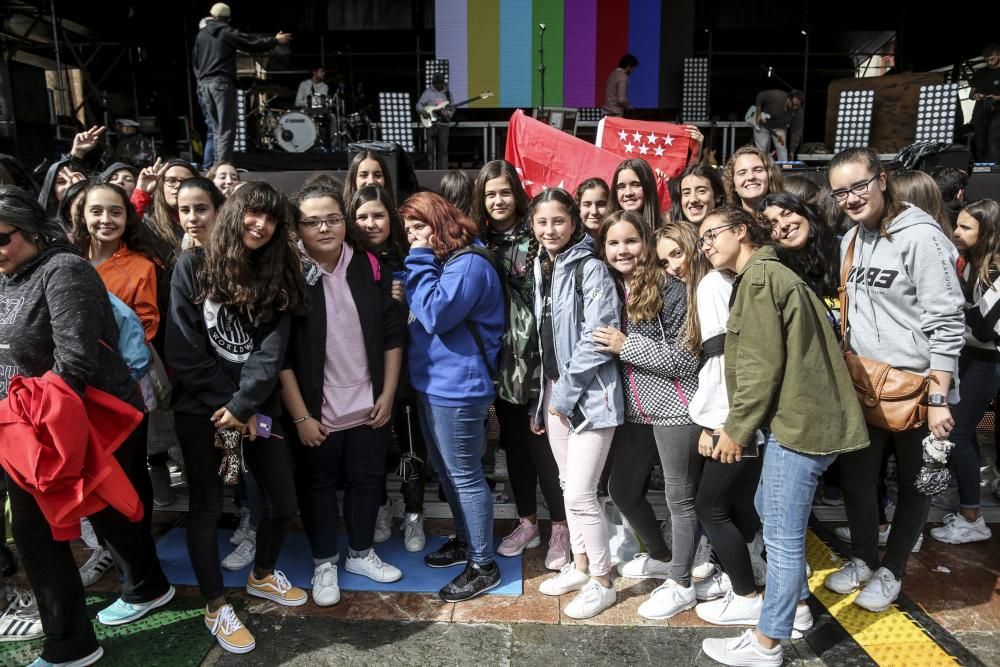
[163, 176, 190, 187]
[300, 215, 346, 230]
[0, 230, 16, 247]
[829, 173, 880, 202]
[696, 223, 736, 250]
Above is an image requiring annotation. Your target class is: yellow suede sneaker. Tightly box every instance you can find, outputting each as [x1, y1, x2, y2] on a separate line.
[204, 604, 255, 654]
[246, 569, 308, 606]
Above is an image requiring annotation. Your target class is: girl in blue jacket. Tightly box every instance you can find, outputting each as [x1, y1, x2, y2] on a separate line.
[399, 191, 504, 602]
[529, 187, 624, 620]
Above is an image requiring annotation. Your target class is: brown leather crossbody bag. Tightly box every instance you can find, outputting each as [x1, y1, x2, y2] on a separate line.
[839, 230, 928, 431]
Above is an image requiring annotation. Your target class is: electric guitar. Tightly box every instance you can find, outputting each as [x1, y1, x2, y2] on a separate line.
[419, 90, 494, 127]
[744, 105, 784, 147]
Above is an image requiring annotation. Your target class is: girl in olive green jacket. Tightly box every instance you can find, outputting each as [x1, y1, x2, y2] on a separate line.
[698, 208, 868, 667]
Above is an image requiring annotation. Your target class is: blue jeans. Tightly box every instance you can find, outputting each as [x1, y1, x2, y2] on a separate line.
[951, 354, 1000, 507]
[417, 394, 494, 564]
[754, 434, 836, 639]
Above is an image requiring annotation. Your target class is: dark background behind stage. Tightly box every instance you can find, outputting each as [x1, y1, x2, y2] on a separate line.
[1, 0, 995, 167]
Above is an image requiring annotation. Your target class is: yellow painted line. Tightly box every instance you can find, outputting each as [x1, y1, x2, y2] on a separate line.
[806, 531, 961, 667]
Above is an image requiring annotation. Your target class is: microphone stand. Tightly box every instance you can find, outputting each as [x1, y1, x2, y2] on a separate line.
[538, 24, 546, 114]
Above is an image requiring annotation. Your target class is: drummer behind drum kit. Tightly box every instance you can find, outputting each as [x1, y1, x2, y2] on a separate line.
[253, 83, 376, 153]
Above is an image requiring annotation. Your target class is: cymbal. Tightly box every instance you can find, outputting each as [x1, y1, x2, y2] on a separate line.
[249, 82, 293, 98]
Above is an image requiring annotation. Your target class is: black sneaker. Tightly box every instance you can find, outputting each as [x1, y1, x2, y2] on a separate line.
[424, 537, 468, 568]
[439, 561, 500, 602]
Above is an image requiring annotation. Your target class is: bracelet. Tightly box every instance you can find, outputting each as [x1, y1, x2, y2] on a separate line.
[293, 413, 312, 424]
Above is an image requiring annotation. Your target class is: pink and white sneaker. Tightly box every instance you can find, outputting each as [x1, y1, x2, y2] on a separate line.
[497, 518, 541, 557]
[545, 522, 571, 570]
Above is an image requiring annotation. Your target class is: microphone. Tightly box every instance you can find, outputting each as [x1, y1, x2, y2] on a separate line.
[539, 23, 546, 31]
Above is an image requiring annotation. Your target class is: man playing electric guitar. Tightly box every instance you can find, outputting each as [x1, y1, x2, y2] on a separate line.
[416, 74, 453, 169]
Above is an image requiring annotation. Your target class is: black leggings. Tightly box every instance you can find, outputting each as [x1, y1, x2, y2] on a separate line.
[174, 413, 298, 601]
[494, 399, 566, 522]
[694, 454, 764, 596]
[9, 416, 170, 663]
[839, 425, 930, 579]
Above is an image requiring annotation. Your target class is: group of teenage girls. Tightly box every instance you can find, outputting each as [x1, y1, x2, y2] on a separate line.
[2, 133, 997, 665]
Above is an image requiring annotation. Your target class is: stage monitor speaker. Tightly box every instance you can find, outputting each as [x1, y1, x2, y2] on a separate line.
[967, 172, 1000, 201]
[348, 141, 420, 201]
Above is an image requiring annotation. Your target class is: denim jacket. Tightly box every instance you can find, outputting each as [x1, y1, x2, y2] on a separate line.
[531, 235, 625, 430]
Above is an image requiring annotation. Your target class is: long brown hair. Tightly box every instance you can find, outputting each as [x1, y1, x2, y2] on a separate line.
[344, 151, 395, 205]
[73, 182, 160, 263]
[598, 210, 663, 322]
[147, 159, 198, 262]
[888, 169, 953, 237]
[962, 199, 1000, 292]
[722, 145, 783, 209]
[398, 191, 479, 260]
[199, 181, 308, 323]
[531, 188, 584, 278]
[657, 222, 710, 351]
[828, 147, 905, 239]
[472, 159, 530, 234]
[607, 158, 662, 230]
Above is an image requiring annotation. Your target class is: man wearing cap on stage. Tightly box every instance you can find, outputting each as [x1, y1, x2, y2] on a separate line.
[752, 88, 804, 161]
[192, 3, 291, 164]
[416, 74, 453, 170]
[295, 66, 329, 110]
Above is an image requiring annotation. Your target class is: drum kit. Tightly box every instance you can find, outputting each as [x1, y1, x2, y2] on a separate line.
[250, 83, 376, 153]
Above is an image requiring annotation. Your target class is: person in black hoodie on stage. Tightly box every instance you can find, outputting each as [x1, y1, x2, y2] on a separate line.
[192, 3, 291, 165]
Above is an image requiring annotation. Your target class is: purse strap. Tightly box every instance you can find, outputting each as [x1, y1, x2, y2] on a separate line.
[839, 228, 860, 352]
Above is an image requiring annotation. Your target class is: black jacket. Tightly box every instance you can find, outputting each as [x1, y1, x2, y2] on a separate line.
[192, 19, 277, 82]
[0, 246, 142, 409]
[283, 248, 404, 420]
[166, 249, 290, 421]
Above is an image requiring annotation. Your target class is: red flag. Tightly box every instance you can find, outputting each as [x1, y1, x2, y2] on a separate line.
[505, 110, 675, 213]
[505, 110, 622, 198]
[596, 117, 693, 179]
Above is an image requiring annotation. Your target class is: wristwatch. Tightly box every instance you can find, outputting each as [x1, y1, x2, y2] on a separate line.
[927, 394, 948, 407]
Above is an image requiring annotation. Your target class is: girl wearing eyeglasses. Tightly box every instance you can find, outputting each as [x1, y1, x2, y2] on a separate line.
[595, 212, 702, 621]
[696, 207, 868, 666]
[142, 159, 198, 267]
[166, 181, 309, 654]
[722, 146, 783, 215]
[279, 185, 406, 608]
[823, 147, 965, 613]
[530, 188, 624, 620]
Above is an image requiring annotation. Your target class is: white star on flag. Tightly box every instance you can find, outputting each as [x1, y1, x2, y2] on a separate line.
[638, 145, 649, 155]
[631, 130, 642, 142]
[618, 129, 628, 141]
[624, 143, 635, 153]
[663, 134, 674, 146]
[646, 132, 658, 144]
[654, 146, 665, 157]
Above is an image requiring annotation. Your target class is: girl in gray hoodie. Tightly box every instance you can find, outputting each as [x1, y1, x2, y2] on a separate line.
[823, 147, 965, 613]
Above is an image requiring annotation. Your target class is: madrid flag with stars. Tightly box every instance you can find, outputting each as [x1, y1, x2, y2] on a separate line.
[595, 117, 691, 180]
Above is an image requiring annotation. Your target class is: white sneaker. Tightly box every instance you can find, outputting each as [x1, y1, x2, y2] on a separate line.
[691, 534, 715, 579]
[638, 578, 697, 620]
[992, 477, 1000, 501]
[539, 563, 590, 596]
[493, 449, 509, 480]
[230, 507, 252, 546]
[854, 567, 901, 613]
[345, 550, 402, 583]
[373, 500, 393, 544]
[617, 553, 671, 579]
[930, 513, 992, 544]
[311, 562, 340, 607]
[747, 531, 766, 586]
[791, 603, 814, 639]
[834, 524, 890, 546]
[79, 546, 116, 587]
[222, 531, 256, 571]
[695, 570, 732, 601]
[702, 628, 782, 666]
[824, 557, 873, 595]
[695, 590, 762, 625]
[402, 513, 427, 553]
[563, 579, 616, 619]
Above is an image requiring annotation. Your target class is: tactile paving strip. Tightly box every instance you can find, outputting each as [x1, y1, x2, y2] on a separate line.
[806, 531, 961, 667]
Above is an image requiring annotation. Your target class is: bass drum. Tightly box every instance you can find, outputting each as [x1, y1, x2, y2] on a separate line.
[275, 111, 317, 153]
